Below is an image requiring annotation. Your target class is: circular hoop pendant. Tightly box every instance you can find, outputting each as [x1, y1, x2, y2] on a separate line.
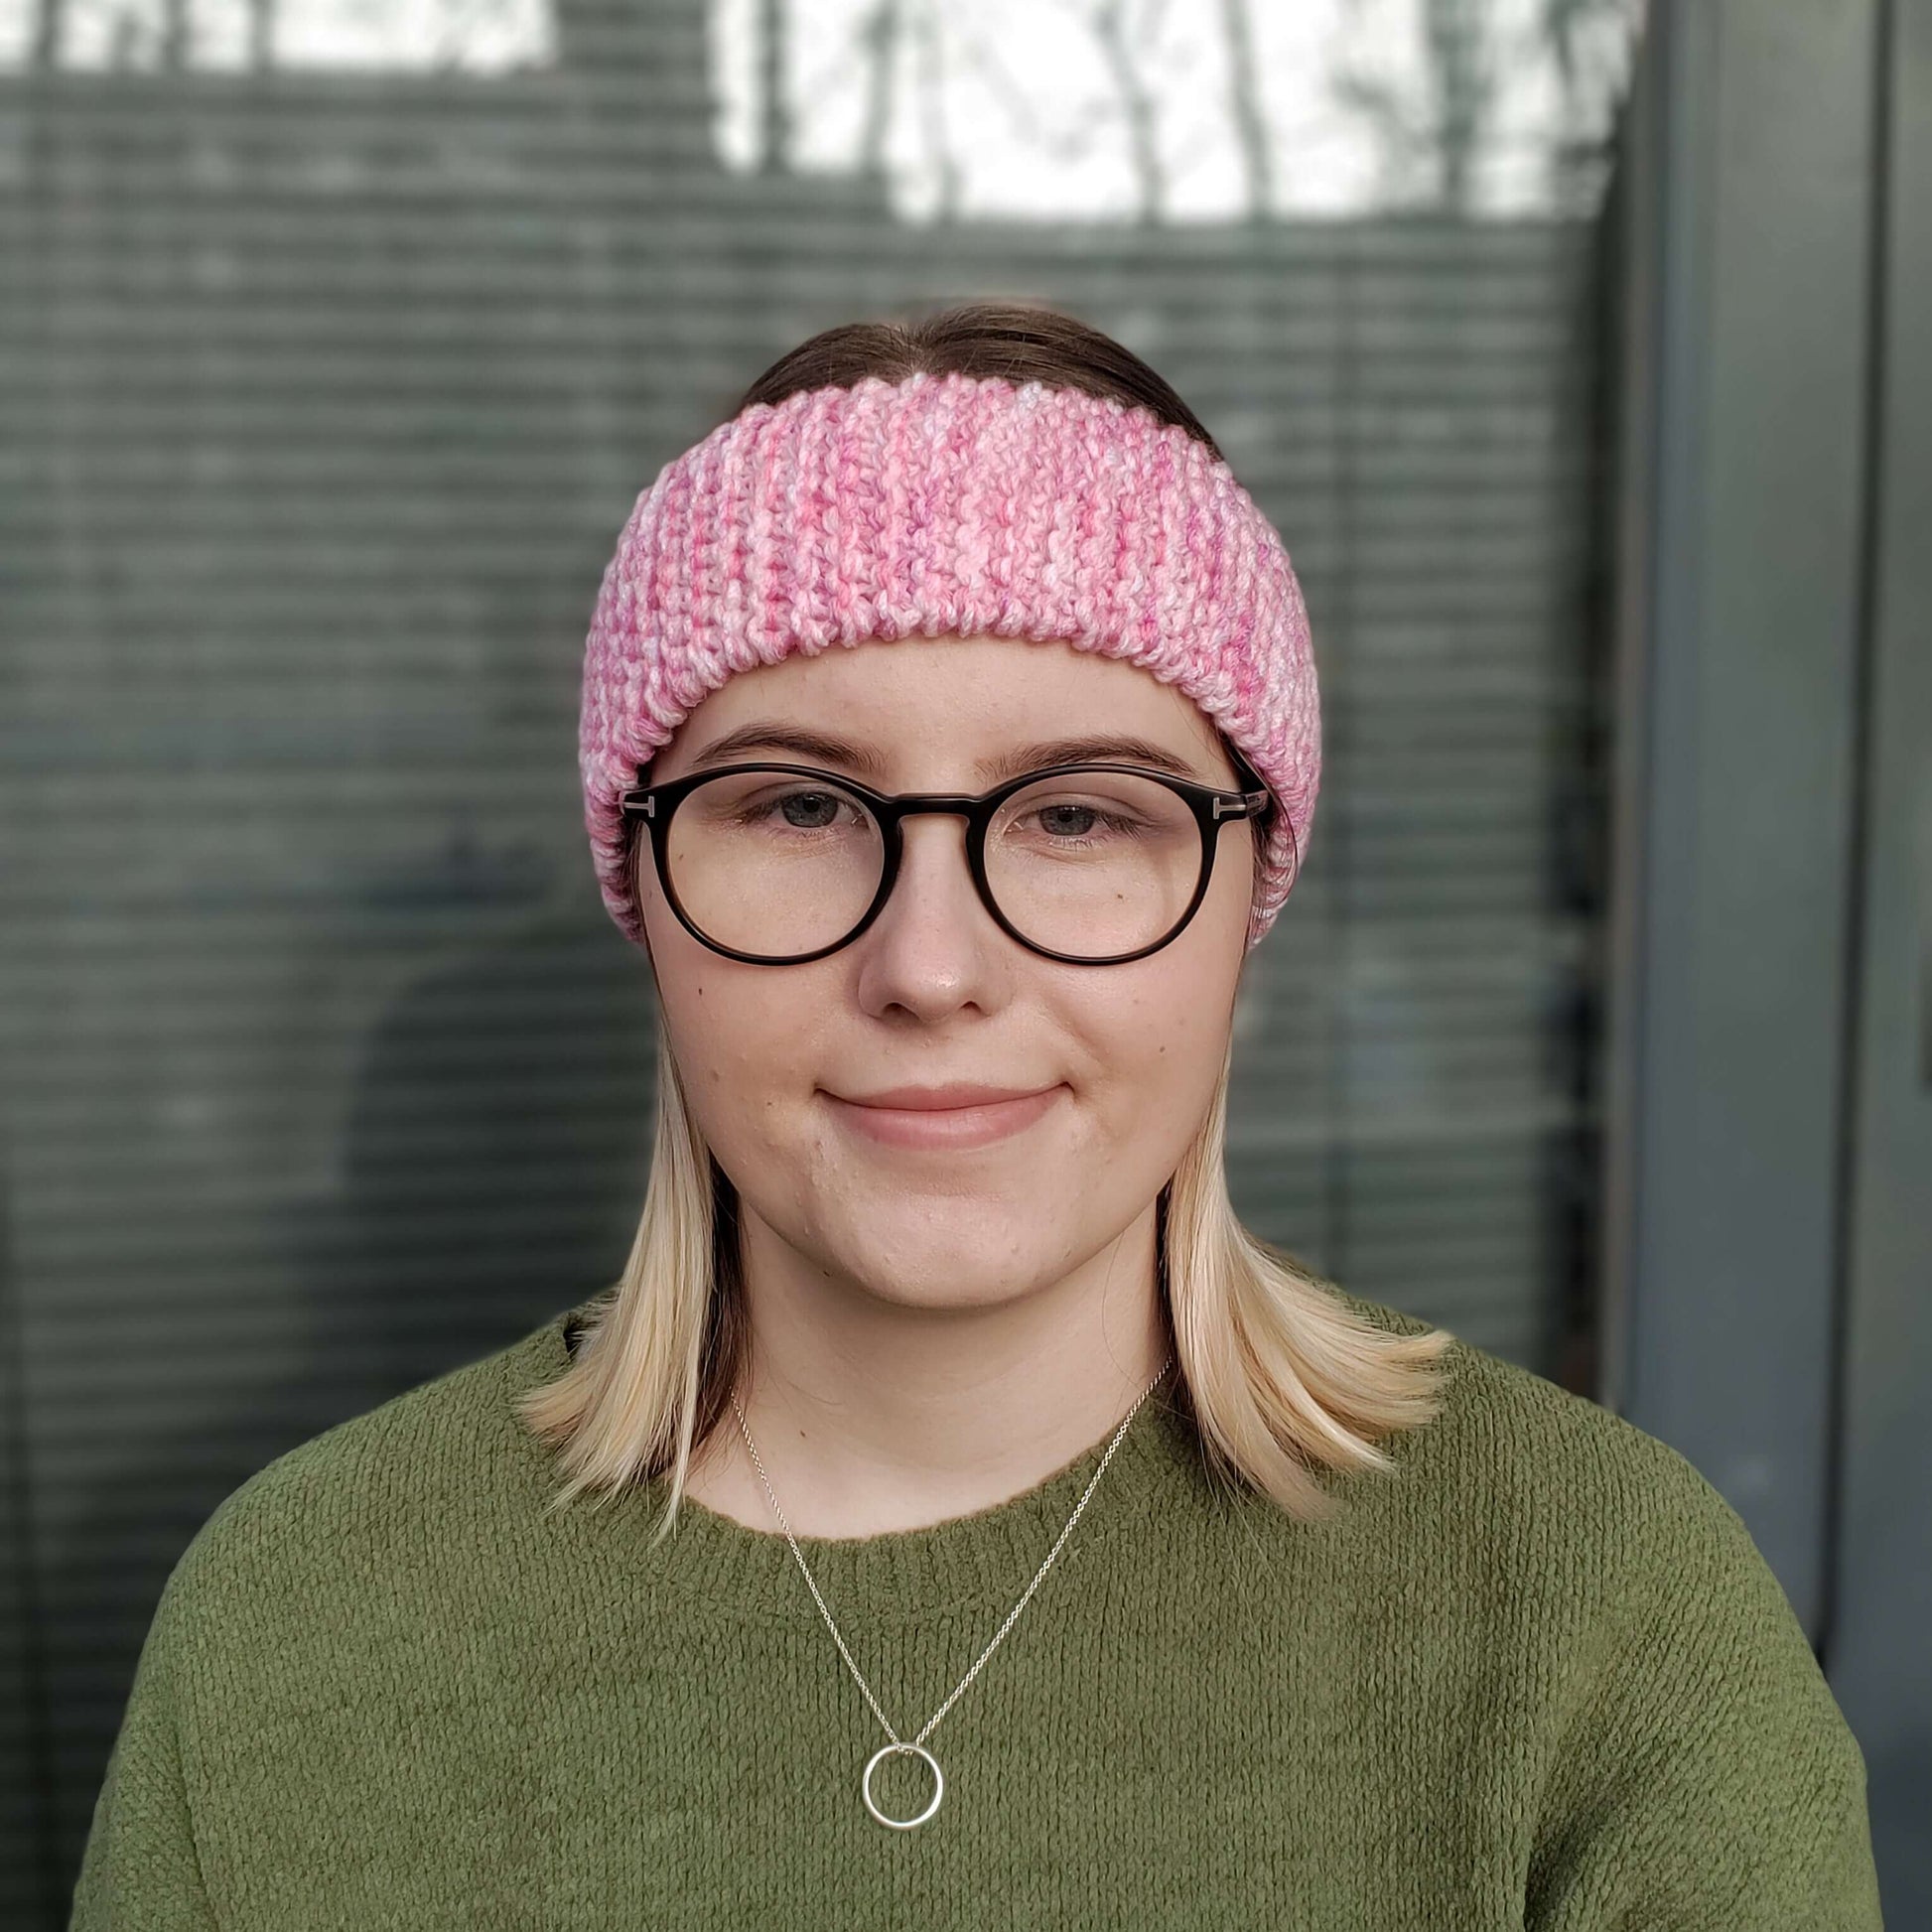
[862, 1741, 944, 1830]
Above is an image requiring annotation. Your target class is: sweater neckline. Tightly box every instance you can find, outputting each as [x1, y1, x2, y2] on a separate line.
[504, 1300, 1224, 1625]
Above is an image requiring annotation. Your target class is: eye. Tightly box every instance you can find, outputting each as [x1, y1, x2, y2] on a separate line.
[1035, 802, 1091, 838]
[769, 788, 850, 831]
[689, 770, 875, 836]
[1019, 801, 1146, 842]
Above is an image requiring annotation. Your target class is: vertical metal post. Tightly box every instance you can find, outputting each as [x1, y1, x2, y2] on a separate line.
[1599, 0, 1880, 1633]
[1827, 0, 1932, 1913]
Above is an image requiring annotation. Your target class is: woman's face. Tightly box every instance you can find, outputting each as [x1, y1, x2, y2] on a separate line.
[636, 633, 1257, 1315]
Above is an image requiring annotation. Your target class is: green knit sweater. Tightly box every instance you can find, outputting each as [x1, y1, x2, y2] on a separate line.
[70, 1291, 1881, 1929]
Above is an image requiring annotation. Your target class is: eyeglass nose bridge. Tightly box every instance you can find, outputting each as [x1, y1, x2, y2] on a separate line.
[875, 791, 997, 822]
[658, 787, 1030, 925]
[847, 791, 1034, 944]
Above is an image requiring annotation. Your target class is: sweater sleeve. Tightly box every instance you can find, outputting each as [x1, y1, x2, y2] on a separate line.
[67, 1560, 219, 1931]
[1523, 1449, 1882, 1931]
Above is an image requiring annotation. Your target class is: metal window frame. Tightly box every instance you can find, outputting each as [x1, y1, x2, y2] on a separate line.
[1601, 0, 1928, 1912]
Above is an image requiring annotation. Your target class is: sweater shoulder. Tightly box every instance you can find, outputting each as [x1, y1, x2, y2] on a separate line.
[161, 1313, 562, 1632]
[1328, 1294, 1867, 1821]
[1328, 1287, 1783, 1602]
[1351, 1316, 1876, 1921]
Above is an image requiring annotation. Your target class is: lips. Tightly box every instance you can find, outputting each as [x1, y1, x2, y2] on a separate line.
[822, 1083, 1065, 1151]
[836, 1083, 1052, 1110]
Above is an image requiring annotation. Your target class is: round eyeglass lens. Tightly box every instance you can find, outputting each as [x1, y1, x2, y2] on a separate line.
[664, 770, 885, 958]
[985, 768, 1202, 956]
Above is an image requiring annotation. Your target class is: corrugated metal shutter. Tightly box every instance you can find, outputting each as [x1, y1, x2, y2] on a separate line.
[1, 3, 1625, 1917]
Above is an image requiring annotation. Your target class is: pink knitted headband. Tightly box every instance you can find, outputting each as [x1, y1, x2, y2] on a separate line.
[579, 369, 1320, 952]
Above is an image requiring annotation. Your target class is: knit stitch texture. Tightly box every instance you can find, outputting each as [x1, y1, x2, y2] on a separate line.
[69, 1291, 1880, 1929]
[578, 372, 1320, 953]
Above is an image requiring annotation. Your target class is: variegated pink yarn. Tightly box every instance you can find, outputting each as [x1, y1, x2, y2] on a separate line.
[579, 370, 1319, 952]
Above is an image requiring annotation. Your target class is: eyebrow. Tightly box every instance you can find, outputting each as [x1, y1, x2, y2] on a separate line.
[680, 724, 1213, 786]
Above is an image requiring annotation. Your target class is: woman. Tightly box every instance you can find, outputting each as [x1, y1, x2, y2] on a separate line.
[71, 304, 1879, 1928]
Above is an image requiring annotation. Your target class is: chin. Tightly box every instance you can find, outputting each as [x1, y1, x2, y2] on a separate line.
[849, 1261, 1052, 1313]
[823, 1216, 1070, 1311]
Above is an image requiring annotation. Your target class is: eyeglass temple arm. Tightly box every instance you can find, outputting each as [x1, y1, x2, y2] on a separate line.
[1212, 788, 1272, 820]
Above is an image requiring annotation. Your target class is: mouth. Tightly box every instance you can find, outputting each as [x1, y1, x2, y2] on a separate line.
[821, 1084, 1066, 1152]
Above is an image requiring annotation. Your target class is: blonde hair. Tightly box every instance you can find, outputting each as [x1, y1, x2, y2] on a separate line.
[514, 1013, 1453, 1542]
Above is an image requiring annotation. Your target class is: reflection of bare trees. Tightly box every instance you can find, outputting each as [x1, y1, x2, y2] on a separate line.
[1425, 0, 1494, 207]
[856, 0, 904, 183]
[18, 0, 1638, 217]
[1220, 0, 1273, 221]
[1539, 0, 1640, 208]
[27, 0, 202, 69]
[910, 0, 960, 218]
[23, 0, 519, 71]
[1087, 0, 1165, 223]
[789, 0, 1633, 223]
[758, 0, 789, 172]
[1336, 0, 1635, 211]
[1334, 0, 1498, 210]
[30, 0, 60, 67]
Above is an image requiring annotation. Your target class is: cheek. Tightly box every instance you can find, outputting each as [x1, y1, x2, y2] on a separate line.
[1096, 872, 1247, 1107]
[1077, 951, 1238, 1130]
[643, 927, 817, 1151]
[659, 969, 790, 1080]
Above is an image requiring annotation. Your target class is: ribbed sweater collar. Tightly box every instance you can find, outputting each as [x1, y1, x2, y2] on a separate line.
[498, 1300, 1231, 1627]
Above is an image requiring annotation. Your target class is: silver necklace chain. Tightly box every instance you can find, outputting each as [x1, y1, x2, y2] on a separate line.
[728, 1354, 1174, 1830]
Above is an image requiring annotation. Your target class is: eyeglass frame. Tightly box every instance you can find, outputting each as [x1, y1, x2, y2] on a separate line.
[618, 757, 1286, 967]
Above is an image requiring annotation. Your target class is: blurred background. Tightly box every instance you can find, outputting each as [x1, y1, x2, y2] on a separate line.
[2, 0, 1927, 1919]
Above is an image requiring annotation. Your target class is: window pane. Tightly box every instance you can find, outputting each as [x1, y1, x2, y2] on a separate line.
[0, 0, 1642, 1912]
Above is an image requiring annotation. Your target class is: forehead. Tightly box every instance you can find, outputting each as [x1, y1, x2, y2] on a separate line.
[653, 633, 1229, 781]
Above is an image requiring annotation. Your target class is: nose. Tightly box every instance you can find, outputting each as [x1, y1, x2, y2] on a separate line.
[850, 812, 1009, 1018]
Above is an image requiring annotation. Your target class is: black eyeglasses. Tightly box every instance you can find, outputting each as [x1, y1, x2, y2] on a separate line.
[619, 760, 1284, 966]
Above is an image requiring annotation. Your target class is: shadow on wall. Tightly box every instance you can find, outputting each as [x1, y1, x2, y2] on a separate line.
[47, 899, 656, 1911]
